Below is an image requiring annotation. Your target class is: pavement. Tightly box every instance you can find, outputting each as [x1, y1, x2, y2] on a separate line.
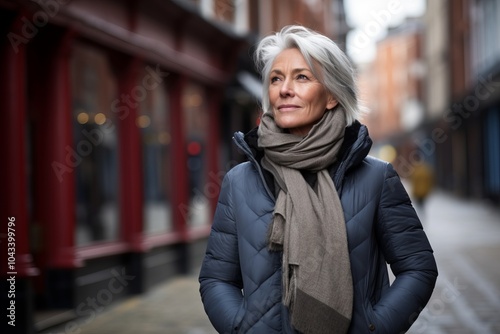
[39, 188, 500, 334]
[407, 189, 500, 334]
[39, 271, 216, 334]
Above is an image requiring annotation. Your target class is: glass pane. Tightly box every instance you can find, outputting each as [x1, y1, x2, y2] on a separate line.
[71, 43, 120, 246]
[183, 83, 210, 227]
[139, 72, 172, 234]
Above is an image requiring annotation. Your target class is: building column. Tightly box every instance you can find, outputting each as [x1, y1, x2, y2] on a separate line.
[0, 13, 39, 334]
[29, 27, 78, 308]
[113, 57, 145, 293]
[117, 57, 144, 252]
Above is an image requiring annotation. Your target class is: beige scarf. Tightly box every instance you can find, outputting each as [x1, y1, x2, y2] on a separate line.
[258, 109, 353, 334]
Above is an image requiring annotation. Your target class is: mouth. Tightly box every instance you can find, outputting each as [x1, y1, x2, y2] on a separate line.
[277, 104, 300, 111]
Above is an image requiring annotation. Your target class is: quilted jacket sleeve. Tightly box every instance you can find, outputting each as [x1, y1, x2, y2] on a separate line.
[372, 163, 438, 333]
[199, 170, 244, 334]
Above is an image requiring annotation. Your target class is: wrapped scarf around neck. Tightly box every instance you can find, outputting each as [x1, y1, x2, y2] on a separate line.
[257, 109, 353, 334]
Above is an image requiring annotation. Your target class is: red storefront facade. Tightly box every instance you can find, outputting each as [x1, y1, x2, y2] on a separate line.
[0, 0, 247, 332]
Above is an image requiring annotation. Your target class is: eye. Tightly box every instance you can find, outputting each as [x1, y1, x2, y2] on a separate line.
[297, 74, 309, 80]
[270, 76, 281, 83]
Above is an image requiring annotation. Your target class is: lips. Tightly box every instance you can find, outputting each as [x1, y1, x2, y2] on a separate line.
[277, 104, 300, 111]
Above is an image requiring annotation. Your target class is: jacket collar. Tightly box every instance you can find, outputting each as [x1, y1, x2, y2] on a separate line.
[332, 121, 373, 194]
[233, 129, 275, 200]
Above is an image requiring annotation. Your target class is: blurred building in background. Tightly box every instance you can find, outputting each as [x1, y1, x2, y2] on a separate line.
[359, 0, 500, 205]
[442, 0, 500, 202]
[0, 0, 347, 333]
[360, 19, 424, 144]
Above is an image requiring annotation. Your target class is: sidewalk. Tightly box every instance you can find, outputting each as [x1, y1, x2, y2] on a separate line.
[40, 272, 216, 334]
[40, 190, 500, 334]
[408, 189, 500, 334]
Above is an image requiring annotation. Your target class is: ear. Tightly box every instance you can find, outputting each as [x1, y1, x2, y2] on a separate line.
[326, 94, 338, 110]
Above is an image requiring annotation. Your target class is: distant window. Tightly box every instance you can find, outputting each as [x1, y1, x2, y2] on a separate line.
[199, 0, 248, 33]
[138, 71, 172, 234]
[71, 42, 120, 246]
[214, 0, 235, 22]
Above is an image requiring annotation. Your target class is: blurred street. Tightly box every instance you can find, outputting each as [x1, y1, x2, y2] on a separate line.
[38, 188, 500, 334]
[407, 189, 500, 334]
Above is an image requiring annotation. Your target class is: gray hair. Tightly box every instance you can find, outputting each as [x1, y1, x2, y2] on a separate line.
[254, 25, 361, 126]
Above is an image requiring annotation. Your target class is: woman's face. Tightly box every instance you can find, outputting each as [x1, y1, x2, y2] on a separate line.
[268, 48, 338, 136]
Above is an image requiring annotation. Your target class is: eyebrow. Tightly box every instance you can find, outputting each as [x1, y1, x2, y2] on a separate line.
[270, 68, 313, 75]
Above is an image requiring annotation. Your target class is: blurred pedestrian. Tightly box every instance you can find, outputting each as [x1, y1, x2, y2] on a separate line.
[199, 25, 437, 334]
[410, 160, 435, 210]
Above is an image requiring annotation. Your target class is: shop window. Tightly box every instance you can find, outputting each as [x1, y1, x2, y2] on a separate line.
[138, 74, 172, 234]
[183, 83, 210, 227]
[71, 42, 120, 246]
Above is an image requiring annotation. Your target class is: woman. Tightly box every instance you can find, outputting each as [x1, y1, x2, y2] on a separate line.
[199, 25, 437, 334]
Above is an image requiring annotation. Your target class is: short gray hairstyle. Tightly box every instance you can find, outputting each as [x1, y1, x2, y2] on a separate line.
[254, 25, 361, 126]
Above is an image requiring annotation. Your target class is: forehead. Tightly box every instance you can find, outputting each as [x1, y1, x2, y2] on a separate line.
[272, 48, 311, 70]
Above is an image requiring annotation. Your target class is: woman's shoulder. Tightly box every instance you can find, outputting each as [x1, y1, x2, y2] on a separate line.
[228, 161, 274, 197]
[225, 161, 257, 179]
[356, 156, 411, 203]
[363, 155, 390, 172]
[223, 162, 265, 193]
[343, 155, 397, 196]
[353, 155, 391, 179]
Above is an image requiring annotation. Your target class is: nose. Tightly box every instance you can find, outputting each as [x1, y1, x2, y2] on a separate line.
[279, 78, 294, 97]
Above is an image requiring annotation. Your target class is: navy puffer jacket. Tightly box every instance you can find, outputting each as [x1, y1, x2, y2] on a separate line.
[199, 122, 437, 334]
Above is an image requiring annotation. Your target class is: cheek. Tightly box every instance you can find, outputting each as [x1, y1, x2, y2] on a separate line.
[268, 88, 279, 105]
